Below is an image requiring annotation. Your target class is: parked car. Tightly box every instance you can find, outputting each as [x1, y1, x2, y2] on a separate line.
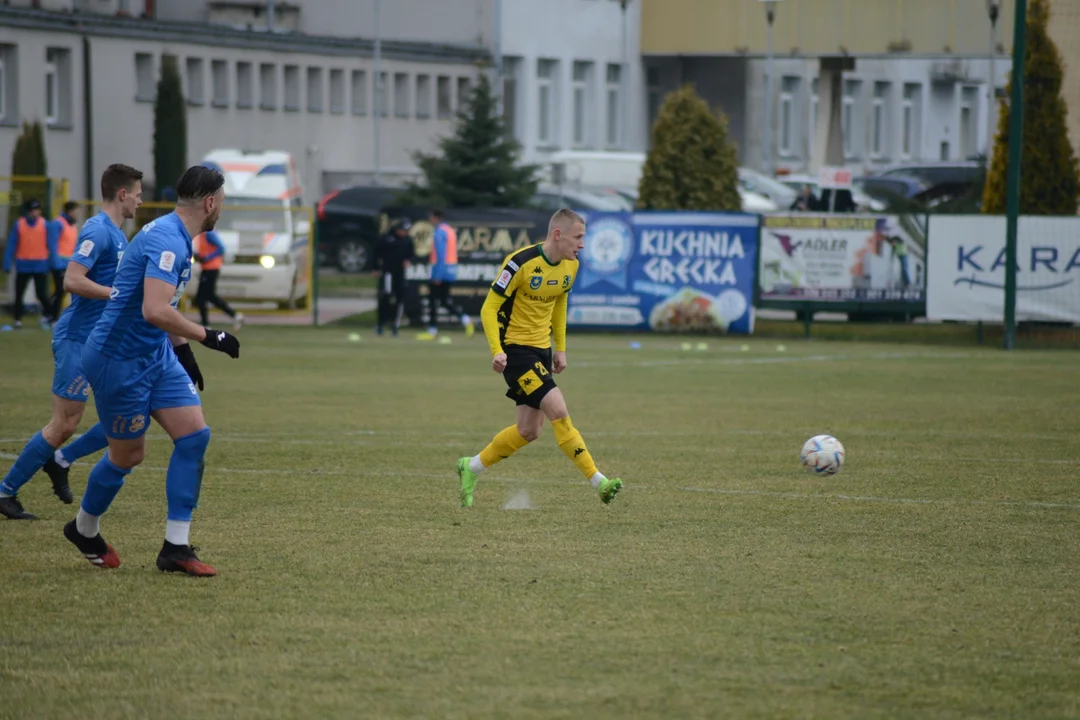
[316, 185, 406, 273]
[875, 161, 984, 187]
[779, 174, 886, 212]
[738, 167, 798, 209]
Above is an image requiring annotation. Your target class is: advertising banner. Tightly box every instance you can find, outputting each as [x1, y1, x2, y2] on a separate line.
[926, 215, 1080, 323]
[403, 208, 553, 320]
[566, 212, 758, 334]
[759, 214, 926, 303]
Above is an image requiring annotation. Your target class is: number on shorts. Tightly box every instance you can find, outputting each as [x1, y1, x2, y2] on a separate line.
[534, 362, 549, 376]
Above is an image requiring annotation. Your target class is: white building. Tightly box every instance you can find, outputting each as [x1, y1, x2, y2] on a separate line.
[0, 0, 491, 204]
[497, 0, 646, 168]
[644, 55, 1011, 177]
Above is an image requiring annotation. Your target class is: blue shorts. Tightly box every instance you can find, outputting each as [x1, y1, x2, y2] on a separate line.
[82, 342, 201, 439]
[52, 338, 92, 402]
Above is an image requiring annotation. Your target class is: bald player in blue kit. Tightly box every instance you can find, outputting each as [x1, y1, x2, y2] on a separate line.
[65, 165, 240, 577]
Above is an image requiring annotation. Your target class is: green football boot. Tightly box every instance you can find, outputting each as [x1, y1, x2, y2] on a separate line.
[456, 457, 478, 508]
[597, 477, 623, 504]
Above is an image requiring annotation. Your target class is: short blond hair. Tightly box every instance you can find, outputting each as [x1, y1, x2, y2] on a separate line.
[549, 208, 585, 235]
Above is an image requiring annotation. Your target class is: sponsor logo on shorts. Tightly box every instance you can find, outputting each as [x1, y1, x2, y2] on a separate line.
[159, 251, 176, 272]
[129, 415, 146, 434]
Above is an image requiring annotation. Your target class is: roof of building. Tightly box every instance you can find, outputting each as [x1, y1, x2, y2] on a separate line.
[0, 5, 490, 65]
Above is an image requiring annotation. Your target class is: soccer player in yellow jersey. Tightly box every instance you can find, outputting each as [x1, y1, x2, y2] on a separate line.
[455, 209, 623, 507]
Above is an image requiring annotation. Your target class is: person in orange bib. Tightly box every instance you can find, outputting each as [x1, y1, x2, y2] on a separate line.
[193, 229, 243, 330]
[425, 208, 473, 338]
[3, 198, 57, 328]
[50, 201, 82, 320]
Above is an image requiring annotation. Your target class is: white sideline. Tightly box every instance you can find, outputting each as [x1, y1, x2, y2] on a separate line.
[4, 452, 1078, 511]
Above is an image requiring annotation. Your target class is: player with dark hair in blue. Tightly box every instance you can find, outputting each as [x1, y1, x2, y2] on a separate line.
[0, 164, 145, 521]
[65, 165, 240, 577]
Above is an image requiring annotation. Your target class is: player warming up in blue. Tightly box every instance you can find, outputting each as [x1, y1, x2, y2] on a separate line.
[64, 165, 240, 577]
[0, 165, 144, 521]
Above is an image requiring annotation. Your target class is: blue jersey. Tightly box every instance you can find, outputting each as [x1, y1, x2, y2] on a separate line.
[86, 212, 193, 360]
[51, 212, 127, 345]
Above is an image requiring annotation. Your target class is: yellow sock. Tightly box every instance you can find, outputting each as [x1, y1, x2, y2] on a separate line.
[552, 417, 599, 480]
[478, 425, 530, 468]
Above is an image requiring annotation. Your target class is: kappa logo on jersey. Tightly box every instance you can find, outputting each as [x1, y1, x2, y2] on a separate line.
[532, 266, 544, 274]
[495, 269, 513, 289]
[159, 251, 176, 272]
[77, 240, 95, 257]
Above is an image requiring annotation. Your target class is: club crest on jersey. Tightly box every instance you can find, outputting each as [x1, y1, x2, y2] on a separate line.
[529, 276, 543, 289]
[562, 274, 572, 288]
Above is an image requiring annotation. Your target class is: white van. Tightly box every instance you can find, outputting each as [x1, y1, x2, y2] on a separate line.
[185, 149, 311, 309]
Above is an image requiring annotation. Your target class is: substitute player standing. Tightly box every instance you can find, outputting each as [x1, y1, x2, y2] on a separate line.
[64, 165, 240, 576]
[0, 165, 144, 520]
[455, 209, 622, 507]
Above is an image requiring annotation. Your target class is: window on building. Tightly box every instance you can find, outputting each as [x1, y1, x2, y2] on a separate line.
[501, 58, 520, 138]
[329, 69, 344, 114]
[44, 47, 72, 127]
[537, 59, 558, 146]
[44, 57, 58, 125]
[351, 70, 367, 115]
[960, 86, 978, 159]
[646, 66, 662, 137]
[871, 81, 890, 158]
[259, 63, 276, 110]
[842, 79, 861, 158]
[901, 83, 921, 158]
[185, 57, 204, 105]
[135, 52, 154, 101]
[211, 59, 228, 106]
[437, 75, 451, 119]
[416, 74, 431, 118]
[0, 53, 7, 122]
[283, 65, 300, 110]
[572, 61, 592, 147]
[307, 67, 323, 113]
[377, 71, 388, 117]
[457, 76, 471, 110]
[236, 61, 253, 108]
[779, 76, 799, 157]
[394, 72, 409, 117]
[606, 63, 622, 148]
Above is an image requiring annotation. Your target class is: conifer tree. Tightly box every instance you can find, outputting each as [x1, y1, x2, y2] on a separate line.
[153, 54, 188, 201]
[983, 0, 1080, 214]
[638, 84, 741, 211]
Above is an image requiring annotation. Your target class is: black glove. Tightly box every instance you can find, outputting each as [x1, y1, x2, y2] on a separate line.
[173, 342, 204, 391]
[200, 327, 241, 359]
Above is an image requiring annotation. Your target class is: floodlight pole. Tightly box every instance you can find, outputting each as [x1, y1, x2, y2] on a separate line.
[1003, 0, 1028, 350]
[763, 0, 778, 176]
[986, 0, 1000, 154]
[373, 0, 382, 186]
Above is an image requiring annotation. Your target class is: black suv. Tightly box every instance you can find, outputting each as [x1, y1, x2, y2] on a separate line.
[316, 185, 407, 272]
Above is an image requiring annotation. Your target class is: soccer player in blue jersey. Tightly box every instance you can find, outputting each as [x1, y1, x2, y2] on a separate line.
[0, 165, 144, 521]
[64, 165, 240, 577]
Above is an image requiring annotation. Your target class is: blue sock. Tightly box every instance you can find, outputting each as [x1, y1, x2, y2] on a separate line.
[0, 432, 56, 496]
[81, 455, 131, 517]
[166, 428, 211, 522]
[60, 423, 109, 465]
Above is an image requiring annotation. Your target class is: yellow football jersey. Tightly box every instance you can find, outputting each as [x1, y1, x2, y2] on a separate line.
[489, 243, 578, 350]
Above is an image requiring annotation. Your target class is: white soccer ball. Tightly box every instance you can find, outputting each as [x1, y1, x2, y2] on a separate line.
[801, 435, 845, 475]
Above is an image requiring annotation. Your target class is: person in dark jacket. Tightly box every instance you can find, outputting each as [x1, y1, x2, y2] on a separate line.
[4, 198, 57, 328]
[373, 218, 415, 337]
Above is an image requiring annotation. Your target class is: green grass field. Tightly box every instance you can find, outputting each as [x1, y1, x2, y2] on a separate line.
[2, 327, 1079, 719]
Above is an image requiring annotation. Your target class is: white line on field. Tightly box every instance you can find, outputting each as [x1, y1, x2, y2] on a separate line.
[573, 351, 977, 369]
[4, 453, 1078, 511]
